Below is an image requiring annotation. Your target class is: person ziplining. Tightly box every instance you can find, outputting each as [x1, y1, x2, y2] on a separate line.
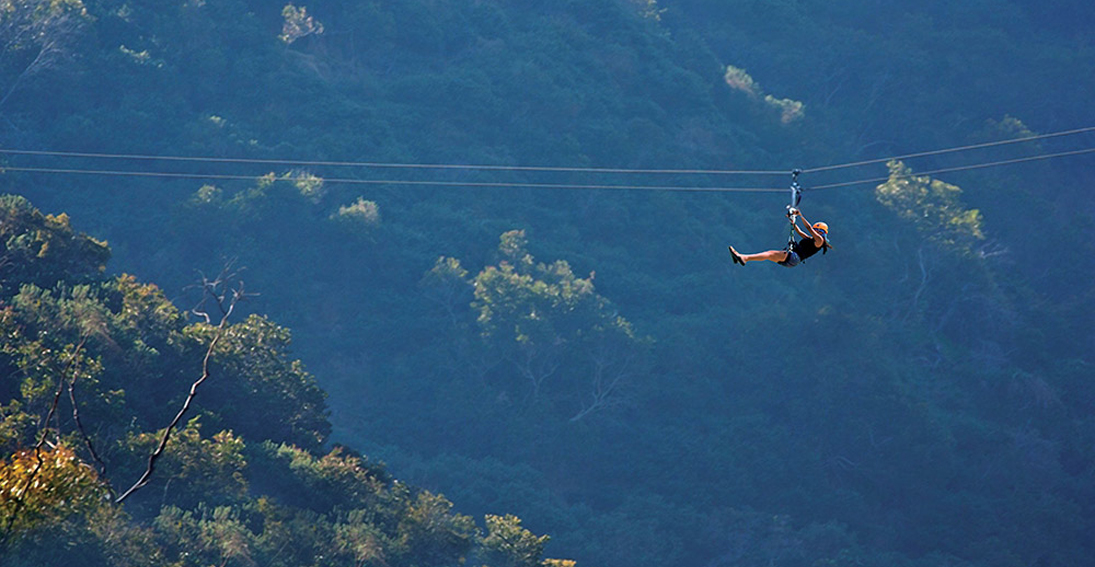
[728, 169, 832, 268]
[728, 208, 830, 267]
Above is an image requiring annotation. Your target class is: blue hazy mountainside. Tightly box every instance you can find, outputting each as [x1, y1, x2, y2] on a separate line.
[2, 0, 1094, 565]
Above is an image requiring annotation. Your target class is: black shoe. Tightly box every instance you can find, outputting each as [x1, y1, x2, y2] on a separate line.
[728, 246, 744, 265]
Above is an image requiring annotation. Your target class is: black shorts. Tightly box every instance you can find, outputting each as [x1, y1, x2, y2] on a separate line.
[778, 250, 800, 267]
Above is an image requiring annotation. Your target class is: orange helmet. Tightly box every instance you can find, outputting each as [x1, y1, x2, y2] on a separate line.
[813, 222, 829, 235]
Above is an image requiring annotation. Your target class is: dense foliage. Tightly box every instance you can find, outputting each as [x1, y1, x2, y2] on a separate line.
[2, 0, 1094, 565]
[0, 197, 569, 566]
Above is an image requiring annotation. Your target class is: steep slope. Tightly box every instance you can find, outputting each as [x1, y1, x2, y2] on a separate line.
[2, 0, 1094, 565]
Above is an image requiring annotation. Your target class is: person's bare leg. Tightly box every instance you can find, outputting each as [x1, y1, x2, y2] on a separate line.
[734, 248, 788, 264]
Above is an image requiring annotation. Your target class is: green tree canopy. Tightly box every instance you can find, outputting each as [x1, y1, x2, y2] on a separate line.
[875, 160, 986, 253]
[0, 195, 109, 298]
[469, 230, 648, 420]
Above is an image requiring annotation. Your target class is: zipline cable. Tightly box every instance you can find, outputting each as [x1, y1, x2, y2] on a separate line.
[803, 125, 1095, 174]
[0, 166, 788, 193]
[1, 125, 1092, 177]
[2, 127, 1093, 193]
[3, 146, 1093, 193]
[810, 147, 1095, 190]
[0, 147, 786, 176]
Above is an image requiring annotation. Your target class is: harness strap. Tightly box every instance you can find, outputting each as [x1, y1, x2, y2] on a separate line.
[787, 214, 797, 249]
[786, 169, 802, 249]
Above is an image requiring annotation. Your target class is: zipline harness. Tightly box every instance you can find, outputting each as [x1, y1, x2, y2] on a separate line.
[787, 168, 803, 249]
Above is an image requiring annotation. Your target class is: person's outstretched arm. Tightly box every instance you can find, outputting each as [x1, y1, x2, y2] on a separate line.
[794, 212, 825, 246]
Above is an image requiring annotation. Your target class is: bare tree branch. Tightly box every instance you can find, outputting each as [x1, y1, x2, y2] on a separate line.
[0, 337, 86, 546]
[511, 340, 561, 402]
[570, 338, 636, 422]
[903, 245, 934, 323]
[114, 271, 248, 503]
[0, 0, 88, 110]
[66, 360, 110, 490]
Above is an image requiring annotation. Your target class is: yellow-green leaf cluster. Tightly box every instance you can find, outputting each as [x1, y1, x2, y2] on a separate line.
[0, 444, 107, 539]
[724, 66, 805, 123]
[875, 160, 986, 253]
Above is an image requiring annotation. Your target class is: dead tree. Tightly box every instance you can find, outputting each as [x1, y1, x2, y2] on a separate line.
[114, 268, 248, 503]
[0, 0, 88, 109]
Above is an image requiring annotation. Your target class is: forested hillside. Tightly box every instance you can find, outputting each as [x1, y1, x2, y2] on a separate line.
[2, 0, 1094, 565]
[0, 195, 574, 566]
